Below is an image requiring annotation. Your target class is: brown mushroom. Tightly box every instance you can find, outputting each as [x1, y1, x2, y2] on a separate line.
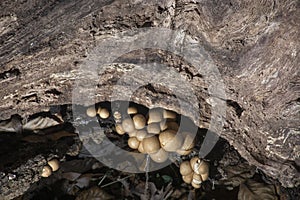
[136, 130, 148, 141]
[159, 130, 183, 152]
[97, 108, 110, 119]
[190, 157, 209, 175]
[138, 142, 146, 154]
[133, 114, 146, 130]
[181, 132, 195, 150]
[149, 148, 169, 163]
[180, 161, 193, 176]
[176, 132, 195, 155]
[86, 107, 97, 117]
[41, 166, 52, 177]
[147, 108, 163, 124]
[115, 124, 126, 135]
[127, 107, 138, 115]
[191, 181, 201, 189]
[47, 159, 60, 171]
[122, 118, 135, 133]
[142, 135, 160, 154]
[160, 120, 179, 131]
[128, 137, 140, 149]
[182, 172, 194, 184]
[128, 130, 137, 137]
[163, 109, 177, 119]
[176, 149, 192, 156]
[146, 123, 161, 134]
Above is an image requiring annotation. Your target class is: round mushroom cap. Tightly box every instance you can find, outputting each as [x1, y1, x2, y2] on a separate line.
[98, 108, 110, 119]
[200, 172, 209, 182]
[127, 107, 138, 115]
[182, 172, 193, 184]
[148, 108, 163, 124]
[47, 159, 60, 171]
[147, 123, 161, 134]
[122, 118, 135, 133]
[160, 120, 179, 131]
[41, 166, 52, 177]
[191, 181, 201, 189]
[176, 149, 192, 156]
[133, 114, 146, 130]
[86, 107, 97, 117]
[128, 130, 137, 137]
[115, 124, 126, 135]
[128, 137, 140, 149]
[149, 148, 169, 163]
[180, 161, 193, 176]
[142, 136, 160, 154]
[180, 132, 195, 150]
[159, 130, 183, 152]
[136, 130, 148, 141]
[163, 109, 177, 119]
[190, 157, 209, 175]
[138, 142, 146, 154]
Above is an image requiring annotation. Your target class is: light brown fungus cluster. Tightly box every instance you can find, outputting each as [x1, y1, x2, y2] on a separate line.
[113, 107, 195, 163]
[180, 157, 209, 188]
[85, 104, 209, 188]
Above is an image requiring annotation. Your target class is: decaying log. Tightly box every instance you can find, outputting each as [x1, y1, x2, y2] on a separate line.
[0, 0, 299, 190]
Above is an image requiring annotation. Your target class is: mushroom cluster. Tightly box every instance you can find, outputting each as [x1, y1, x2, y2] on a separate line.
[41, 158, 60, 178]
[114, 107, 195, 163]
[179, 157, 209, 188]
[86, 106, 110, 119]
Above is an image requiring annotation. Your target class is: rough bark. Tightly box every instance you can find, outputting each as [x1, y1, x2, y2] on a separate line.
[0, 0, 299, 189]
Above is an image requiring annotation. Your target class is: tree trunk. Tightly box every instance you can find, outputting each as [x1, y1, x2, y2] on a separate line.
[0, 0, 299, 192]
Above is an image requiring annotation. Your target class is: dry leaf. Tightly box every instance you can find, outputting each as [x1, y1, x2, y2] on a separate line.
[76, 186, 113, 200]
[238, 179, 278, 200]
